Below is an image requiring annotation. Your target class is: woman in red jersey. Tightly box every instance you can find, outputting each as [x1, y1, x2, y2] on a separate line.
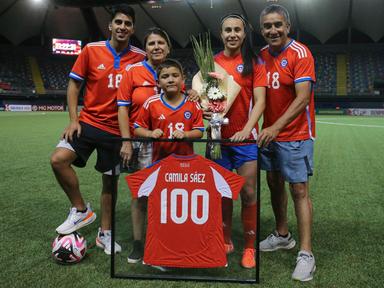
[210, 13, 267, 269]
[117, 28, 198, 264]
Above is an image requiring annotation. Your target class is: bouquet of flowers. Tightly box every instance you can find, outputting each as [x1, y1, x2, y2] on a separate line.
[191, 33, 227, 159]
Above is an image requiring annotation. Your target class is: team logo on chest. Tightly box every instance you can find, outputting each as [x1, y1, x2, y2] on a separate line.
[280, 58, 288, 68]
[236, 64, 244, 73]
[184, 111, 192, 120]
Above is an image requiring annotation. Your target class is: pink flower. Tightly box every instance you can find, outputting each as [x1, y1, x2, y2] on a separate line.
[208, 100, 227, 113]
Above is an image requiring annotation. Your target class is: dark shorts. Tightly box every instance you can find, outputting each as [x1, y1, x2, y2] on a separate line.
[260, 139, 314, 183]
[214, 144, 258, 170]
[59, 122, 121, 173]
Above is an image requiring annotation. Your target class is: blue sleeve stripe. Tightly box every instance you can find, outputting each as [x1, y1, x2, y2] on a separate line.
[117, 100, 131, 106]
[193, 127, 205, 132]
[294, 77, 313, 83]
[69, 72, 84, 81]
[133, 123, 140, 128]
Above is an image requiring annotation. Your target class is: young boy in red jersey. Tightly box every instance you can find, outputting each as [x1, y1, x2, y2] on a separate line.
[134, 59, 204, 161]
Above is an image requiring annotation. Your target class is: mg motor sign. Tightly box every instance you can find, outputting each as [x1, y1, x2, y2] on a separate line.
[32, 105, 64, 112]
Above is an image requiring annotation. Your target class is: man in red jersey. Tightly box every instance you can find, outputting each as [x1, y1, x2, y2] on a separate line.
[50, 4, 145, 255]
[257, 4, 316, 282]
[126, 154, 245, 268]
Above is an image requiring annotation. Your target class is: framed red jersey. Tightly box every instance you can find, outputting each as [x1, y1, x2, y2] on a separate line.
[126, 154, 245, 268]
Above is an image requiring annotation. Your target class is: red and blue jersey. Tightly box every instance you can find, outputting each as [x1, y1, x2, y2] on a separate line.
[134, 93, 204, 162]
[214, 52, 268, 144]
[259, 39, 316, 141]
[117, 61, 159, 136]
[69, 40, 145, 135]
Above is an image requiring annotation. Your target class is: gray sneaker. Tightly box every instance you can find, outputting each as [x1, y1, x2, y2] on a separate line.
[292, 250, 316, 281]
[96, 228, 122, 255]
[259, 231, 296, 251]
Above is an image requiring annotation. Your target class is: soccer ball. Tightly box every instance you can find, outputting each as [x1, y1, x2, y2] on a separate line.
[52, 232, 87, 264]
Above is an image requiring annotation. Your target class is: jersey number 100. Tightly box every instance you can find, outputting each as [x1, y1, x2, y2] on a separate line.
[160, 188, 209, 225]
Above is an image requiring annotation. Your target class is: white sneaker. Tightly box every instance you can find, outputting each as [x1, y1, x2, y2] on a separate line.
[292, 250, 316, 282]
[259, 231, 296, 252]
[56, 203, 96, 234]
[96, 228, 122, 255]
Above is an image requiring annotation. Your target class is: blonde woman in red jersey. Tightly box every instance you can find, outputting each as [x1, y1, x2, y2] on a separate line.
[117, 28, 199, 263]
[50, 5, 145, 255]
[210, 14, 267, 268]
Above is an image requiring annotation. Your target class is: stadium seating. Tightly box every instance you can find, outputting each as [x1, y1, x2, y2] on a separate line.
[1, 45, 383, 97]
[0, 46, 34, 94]
[348, 51, 384, 95]
[172, 49, 198, 87]
[38, 57, 74, 92]
[313, 52, 337, 95]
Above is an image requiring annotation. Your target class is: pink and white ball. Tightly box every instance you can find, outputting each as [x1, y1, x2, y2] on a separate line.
[52, 232, 87, 264]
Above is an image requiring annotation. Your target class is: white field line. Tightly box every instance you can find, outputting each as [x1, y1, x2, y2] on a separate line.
[316, 121, 384, 128]
[316, 117, 351, 121]
[0, 112, 48, 116]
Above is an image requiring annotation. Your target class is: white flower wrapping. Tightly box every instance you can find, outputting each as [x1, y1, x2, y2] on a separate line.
[192, 66, 241, 160]
[192, 64, 241, 117]
[191, 33, 241, 159]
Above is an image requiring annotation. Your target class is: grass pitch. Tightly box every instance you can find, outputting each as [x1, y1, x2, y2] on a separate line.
[0, 112, 383, 287]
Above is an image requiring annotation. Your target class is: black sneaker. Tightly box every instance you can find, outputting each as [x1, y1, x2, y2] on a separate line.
[127, 240, 144, 264]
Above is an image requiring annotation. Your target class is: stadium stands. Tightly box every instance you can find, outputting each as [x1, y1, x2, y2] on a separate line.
[313, 52, 337, 95]
[348, 51, 384, 95]
[0, 46, 34, 94]
[38, 57, 74, 92]
[0, 45, 383, 97]
[172, 49, 198, 87]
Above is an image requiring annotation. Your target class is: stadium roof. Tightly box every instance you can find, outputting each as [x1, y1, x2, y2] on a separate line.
[0, 0, 383, 46]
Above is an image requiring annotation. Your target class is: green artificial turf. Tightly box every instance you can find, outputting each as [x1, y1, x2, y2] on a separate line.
[0, 112, 383, 287]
